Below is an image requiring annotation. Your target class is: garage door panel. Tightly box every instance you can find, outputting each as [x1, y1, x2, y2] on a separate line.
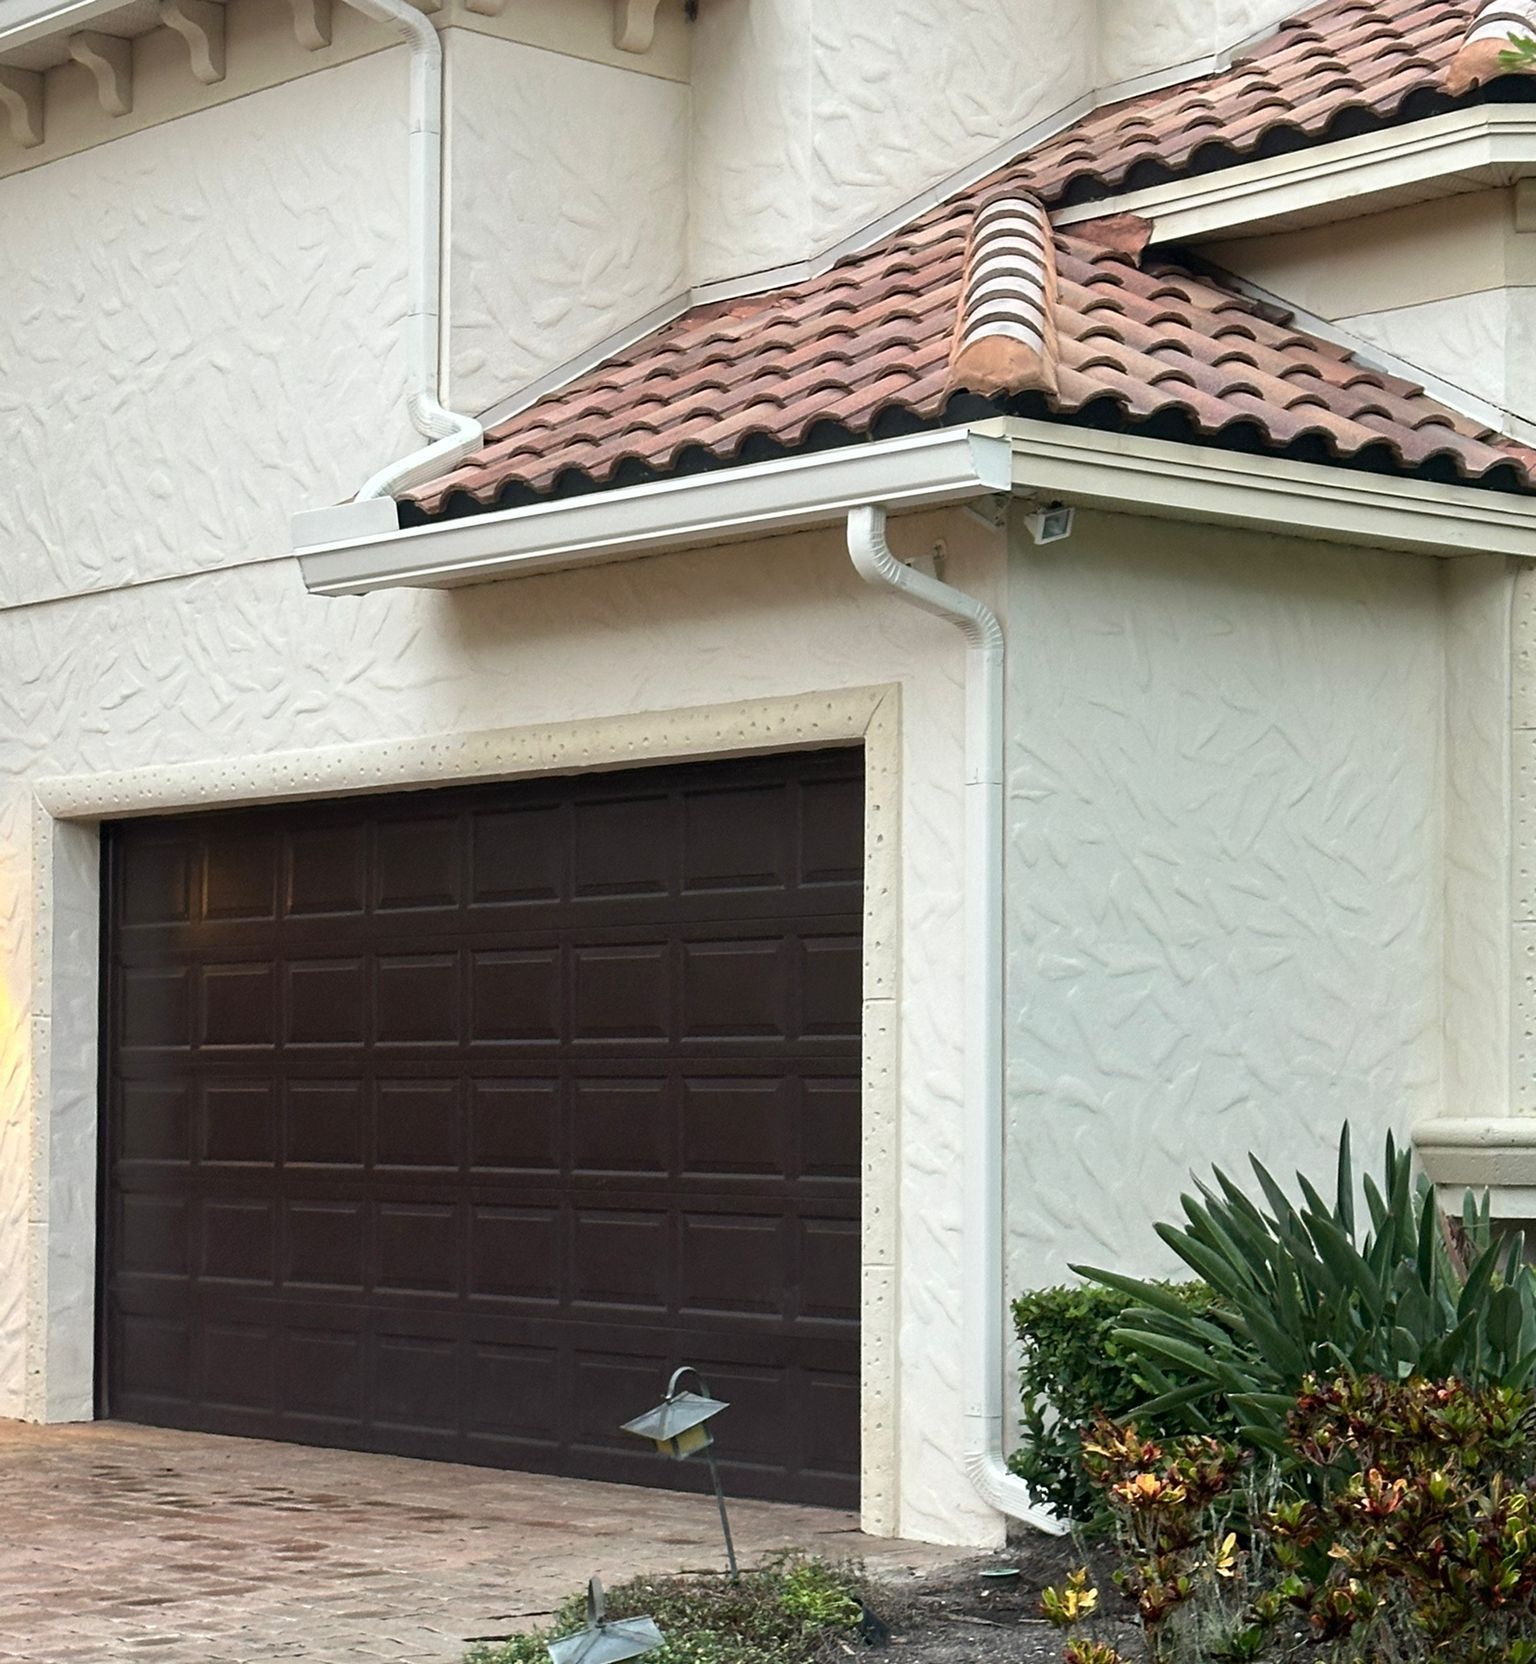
[120, 964, 193, 1052]
[283, 1325, 365, 1420]
[470, 948, 562, 1044]
[106, 750, 862, 1505]
[572, 943, 670, 1041]
[466, 1342, 563, 1442]
[469, 803, 567, 907]
[571, 1078, 668, 1174]
[681, 1077, 789, 1177]
[117, 1081, 192, 1165]
[470, 1205, 563, 1303]
[201, 1079, 276, 1165]
[679, 1213, 788, 1318]
[201, 1199, 275, 1285]
[681, 783, 790, 893]
[119, 836, 194, 928]
[800, 1078, 861, 1180]
[287, 824, 368, 919]
[286, 1079, 367, 1166]
[200, 1321, 277, 1412]
[573, 794, 673, 899]
[375, 1078, 461, 1170]
[285, 1200, 367, 1290]
[376, 953, 461, 1045]
[571, 1209, 671, 1311]
[468, 1078, 561, 1171]
[286, 958, 368, 1046]
[375, 815, 461, 913]
[376, 1203, 460, 1294]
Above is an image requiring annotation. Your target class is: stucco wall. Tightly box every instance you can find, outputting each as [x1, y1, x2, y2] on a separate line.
[1097, 0, 1300, 84]
[687, 0, 1302, 289]
[1207, 190, 1536, 427]
[0, 51, 414, 606]
[1003, 510, 1445, 1292]
[444, 29, 690, 415]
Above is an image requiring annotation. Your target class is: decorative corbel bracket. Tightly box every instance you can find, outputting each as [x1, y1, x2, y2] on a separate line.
[613, 0, 662, 52]
[288, 0, 332, 48]
[0, 66, 44, 148]
[462, 0, 507, 15]
[159, 0, 226, 84]
[68, 30, 133, 117]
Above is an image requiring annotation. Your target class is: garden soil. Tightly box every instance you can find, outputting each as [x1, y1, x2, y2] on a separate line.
[859, 1538, 1145, 1664]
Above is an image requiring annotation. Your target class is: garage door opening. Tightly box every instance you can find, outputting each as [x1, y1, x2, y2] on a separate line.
[100, 748, 864, 1507]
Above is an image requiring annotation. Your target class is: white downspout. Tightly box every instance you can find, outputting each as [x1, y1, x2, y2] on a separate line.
[341, 0, 483, 500]
[846, 504, 1065, 1539]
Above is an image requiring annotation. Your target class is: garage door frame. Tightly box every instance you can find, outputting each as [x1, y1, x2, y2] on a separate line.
[26, 685, 902, 1533]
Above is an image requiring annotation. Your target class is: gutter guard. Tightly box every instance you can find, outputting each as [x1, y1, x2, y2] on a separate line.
[296, 426, 1015, 595]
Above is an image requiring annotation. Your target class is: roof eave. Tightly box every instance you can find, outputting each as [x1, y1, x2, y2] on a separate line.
[295, 419, 1536, 598]
[1053, 104, 1536, 245]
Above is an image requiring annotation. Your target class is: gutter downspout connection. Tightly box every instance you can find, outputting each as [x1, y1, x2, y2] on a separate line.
[341, 0, 482, 501]
[846, 504, 1065, 1540]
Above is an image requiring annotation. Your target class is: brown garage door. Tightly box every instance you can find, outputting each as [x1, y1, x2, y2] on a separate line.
[102, 749, 863, 1507]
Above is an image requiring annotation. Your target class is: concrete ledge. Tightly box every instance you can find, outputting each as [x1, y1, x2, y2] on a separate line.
[1414, 1117, 1536, 1207]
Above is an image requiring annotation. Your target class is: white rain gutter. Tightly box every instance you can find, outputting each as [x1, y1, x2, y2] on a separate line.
[845, 504, 1064, 1540]
[296, 416, 1536, 589]
[298, 425, 1016, 592]
[338, 0, 482, 501]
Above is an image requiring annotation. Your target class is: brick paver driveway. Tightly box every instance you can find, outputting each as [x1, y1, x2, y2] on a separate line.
[1, 1422, 957, 1663]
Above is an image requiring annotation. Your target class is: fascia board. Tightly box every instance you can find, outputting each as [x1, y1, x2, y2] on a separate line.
[297, 425, 1016, 595]
[0, 0, 127, 53]
[1002, 417, 1536, 559]
[1053, 107, 1536, 244]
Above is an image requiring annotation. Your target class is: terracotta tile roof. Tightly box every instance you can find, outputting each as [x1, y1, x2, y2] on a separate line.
[405, 0, 1536, 521]
[1019, 0, 1477, 208]
[1447, 0, 1536, 91]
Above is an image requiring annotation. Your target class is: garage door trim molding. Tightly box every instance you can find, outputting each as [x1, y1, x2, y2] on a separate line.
[25, 684, 902, 1534]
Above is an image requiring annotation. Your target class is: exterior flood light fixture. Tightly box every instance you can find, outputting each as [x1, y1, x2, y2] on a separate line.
[1024, 502, 1075, 544]
[620, 1364, 738, 1580]
[546, 1577, 664, 1664]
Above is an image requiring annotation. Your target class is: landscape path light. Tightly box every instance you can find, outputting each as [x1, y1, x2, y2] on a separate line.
[620, 1364, 738, 1579]
[546, 1577, 664, 1664]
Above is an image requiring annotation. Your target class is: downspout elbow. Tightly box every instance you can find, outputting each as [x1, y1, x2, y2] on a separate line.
[337, 0, 484, 503]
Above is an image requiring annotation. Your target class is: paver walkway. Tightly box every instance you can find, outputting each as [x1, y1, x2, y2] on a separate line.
[0, 1422, 959, 1663]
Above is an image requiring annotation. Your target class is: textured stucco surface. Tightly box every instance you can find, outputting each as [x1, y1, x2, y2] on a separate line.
[1003, 511, 1445, 1291]
[690, 0, 1096, 284]
[444, 31, 690, 415]
[687, 0, 1303, 288]
[0, 52, 416, 607]
[1340, 292, 1524, 424]
[1098, 0, 1305, 85]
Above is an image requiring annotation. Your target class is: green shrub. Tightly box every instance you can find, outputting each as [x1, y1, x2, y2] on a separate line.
[1010, 1279, 1232, 1522]
[1062, 1375, 1536, 1664]
[464, 1556, 869, 1664]
[1077, 1127, 1536, 1459]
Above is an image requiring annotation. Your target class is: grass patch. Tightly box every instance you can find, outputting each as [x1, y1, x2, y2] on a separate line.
[466, 1555, 876, 1664]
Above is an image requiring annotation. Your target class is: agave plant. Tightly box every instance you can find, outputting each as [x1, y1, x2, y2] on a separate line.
[1075, 1128, 1536, 1454]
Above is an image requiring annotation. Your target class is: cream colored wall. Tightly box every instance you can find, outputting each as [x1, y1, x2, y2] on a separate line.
[687, 0, 1305, 288]
[1097, 0, 1299, 85]
[443, 29, 690, 413]
[0, 50, 415, 606]
[1208, 189, 1536, 428]
[1003, 510, 1446, 1292]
